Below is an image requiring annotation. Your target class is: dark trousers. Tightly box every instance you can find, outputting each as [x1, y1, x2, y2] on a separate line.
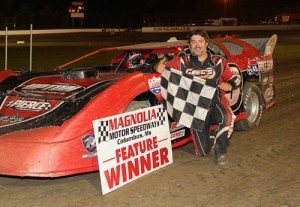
[191, 102, 233, 156]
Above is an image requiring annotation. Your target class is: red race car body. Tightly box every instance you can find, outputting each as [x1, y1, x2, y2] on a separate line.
[0, 35, 277, 177]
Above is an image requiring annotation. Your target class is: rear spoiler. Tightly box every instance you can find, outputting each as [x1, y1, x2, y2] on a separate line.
[241, 34, 278, 56]
[264, 34, 277, 55]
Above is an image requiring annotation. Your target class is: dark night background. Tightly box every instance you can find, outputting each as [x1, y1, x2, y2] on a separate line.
[0, 0, 299, 29]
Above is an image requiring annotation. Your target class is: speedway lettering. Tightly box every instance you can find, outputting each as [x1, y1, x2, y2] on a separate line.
[93, 105, 172, 195]
[109, 121, 160, 140]
[153, 26, 190, 32]
[109, 109, 156, 130]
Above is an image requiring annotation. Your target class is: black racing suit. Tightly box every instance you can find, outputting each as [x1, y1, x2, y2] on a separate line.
[165, 51, 239, 156]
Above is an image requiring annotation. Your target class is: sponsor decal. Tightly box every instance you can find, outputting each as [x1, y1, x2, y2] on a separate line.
[170, 122, 184, 132]
[170, 129, 185, 140]
[259, 60, 273, 73]
[0, 96, 64, 127]
[247, 57, 260, 76]
[6, 100, 51, 112]
[82, 134, 97, 158]
[15, 83, 84, 95]
[148, 77, 161, 95]
[247, 58, 273, 76]
[264, 86, 275, 103]
[186, 68, 216, 79]
[0, 115, 24, 123]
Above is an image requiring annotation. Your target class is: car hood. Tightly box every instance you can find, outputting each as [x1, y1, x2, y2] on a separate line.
[0, 72, 123, 130]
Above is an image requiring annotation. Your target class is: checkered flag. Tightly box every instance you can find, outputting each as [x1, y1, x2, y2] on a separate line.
[156, 107, 166, 125]
[161, 68, 216, 131]
[97, 120, 110, 143]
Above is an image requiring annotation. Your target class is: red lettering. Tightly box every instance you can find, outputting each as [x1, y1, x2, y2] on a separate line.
[138, 140, 146, 153]
[105, 147, 170, 189]
[127, 158, 140, 179]
[104, 165, 121, 189]
[171, 131, 183, 138]
[114, 136, 158, 162]
[109, 119, 118, 130]
[152, 150, 159, 169]
[140, 153, 152, 174]
[127, 145, 135, 159]
[159, 147, 169, 165]
[121, 162, 127, 182]
[115, 148, 122, 163]
[146, 139, 153, 151]
[120, 147, 127, 161]
[109, 109, 157, 130]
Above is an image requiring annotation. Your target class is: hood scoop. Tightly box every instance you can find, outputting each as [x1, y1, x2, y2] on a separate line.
[62, 68, 98, 80]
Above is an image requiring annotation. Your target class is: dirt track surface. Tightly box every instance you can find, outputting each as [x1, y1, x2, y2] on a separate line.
[0, 32, 299, 207]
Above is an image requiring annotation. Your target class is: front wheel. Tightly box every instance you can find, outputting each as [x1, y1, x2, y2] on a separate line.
[234, 82, 263, 131]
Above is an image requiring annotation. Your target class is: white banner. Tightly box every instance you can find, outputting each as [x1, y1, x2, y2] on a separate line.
[93, 105, 172, 195]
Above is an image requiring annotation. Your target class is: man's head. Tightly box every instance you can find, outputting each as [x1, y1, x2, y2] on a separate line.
[187, 29, 209, 43]
[187, 29, 209, 58]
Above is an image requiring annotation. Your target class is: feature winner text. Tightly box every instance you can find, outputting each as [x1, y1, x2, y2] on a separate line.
[104, 136, 170, 189]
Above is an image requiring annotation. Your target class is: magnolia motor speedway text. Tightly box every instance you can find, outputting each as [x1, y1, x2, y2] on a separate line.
[109, 120, 160, 144]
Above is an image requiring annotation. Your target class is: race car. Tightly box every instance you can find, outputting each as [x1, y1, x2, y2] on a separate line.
[0, 34, 277, 177]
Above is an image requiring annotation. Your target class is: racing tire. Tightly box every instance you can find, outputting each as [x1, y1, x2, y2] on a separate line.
[234, 82, 263, 131]
[124, 100, 149, 112]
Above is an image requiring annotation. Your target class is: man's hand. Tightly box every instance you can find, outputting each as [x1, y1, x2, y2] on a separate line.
[154, 57, 167, 73]
[219, 82, 233, 91]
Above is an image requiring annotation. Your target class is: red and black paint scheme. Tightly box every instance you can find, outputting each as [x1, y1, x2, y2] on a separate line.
[0, 35, 277, 177]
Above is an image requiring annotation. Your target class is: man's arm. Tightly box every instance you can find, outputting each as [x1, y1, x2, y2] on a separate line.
[154, 56, 182, 73]
[220, 61, 241, 91]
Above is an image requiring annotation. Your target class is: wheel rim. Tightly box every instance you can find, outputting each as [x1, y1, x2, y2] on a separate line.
[246, 91, 259, 123]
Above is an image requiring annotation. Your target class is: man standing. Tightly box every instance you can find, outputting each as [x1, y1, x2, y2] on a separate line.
[155, 29, 240, 165]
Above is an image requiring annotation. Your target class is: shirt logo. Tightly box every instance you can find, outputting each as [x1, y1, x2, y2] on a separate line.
[185, 68, 216, 79]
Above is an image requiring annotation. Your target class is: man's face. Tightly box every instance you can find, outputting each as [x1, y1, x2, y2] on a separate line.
[189, 35, 208, 57]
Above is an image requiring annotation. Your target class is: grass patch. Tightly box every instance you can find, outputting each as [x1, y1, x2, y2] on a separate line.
[0, 38, 299, 72]
[273, 44, 300, 63]
[0, 44, 134, 71]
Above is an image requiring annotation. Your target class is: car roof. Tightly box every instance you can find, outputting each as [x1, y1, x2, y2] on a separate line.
[112, 40, 188, 50]
[56, 39, 188, 70]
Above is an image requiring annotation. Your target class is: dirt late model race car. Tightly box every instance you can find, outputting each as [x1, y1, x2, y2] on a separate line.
[0, 34, 277, 177]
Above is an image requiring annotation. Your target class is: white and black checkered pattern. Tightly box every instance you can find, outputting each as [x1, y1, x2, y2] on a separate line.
[161, 68, 216, 131]
[156, 107, 166, 125]
[97, 120, 109, 143]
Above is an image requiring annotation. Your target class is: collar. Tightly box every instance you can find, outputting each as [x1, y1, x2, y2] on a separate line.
[189, 51, 215, 67]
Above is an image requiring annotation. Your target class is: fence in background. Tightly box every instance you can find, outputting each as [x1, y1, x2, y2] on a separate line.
[1, 25, 300, 36]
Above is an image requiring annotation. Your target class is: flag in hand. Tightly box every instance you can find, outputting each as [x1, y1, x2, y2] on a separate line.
[160, 68, 216, 131]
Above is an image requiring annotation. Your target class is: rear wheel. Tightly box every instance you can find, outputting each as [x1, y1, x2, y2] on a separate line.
[235, 82, 263, 131]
